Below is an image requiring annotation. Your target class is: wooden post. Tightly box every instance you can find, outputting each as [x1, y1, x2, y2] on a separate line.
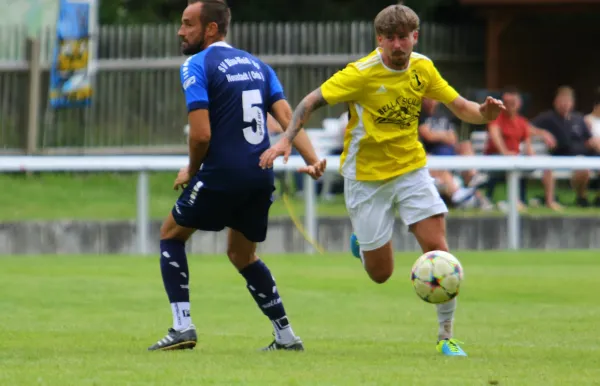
[485, 13, 513, 90]
[25, 37, 42, 155]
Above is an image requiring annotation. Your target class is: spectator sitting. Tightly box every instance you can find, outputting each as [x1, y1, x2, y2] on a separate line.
[418, 98, 491, 209]
[483, 87, 556, 211]
[584, 87, 600, 138]
[431, 168, 493, 211]
[584, 87, 600, 194]
[532, 86, 600, 207]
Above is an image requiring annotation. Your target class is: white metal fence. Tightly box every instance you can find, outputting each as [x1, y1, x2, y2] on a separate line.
[3, 154, 598, 254]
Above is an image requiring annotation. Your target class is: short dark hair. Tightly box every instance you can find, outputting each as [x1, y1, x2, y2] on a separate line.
[594, 86, 600, 106]
[189, 0, 231, 37]
[503, 85, 519, 95]
[556, 85, 575, 99]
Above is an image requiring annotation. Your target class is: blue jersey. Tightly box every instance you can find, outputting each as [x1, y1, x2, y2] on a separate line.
[180, 41, 284, 191]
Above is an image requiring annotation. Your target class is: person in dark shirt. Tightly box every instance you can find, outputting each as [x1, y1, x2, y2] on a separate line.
[418, 98, 491, 210]
[418, 98, 483, 185]
[532, 86, 600, 207]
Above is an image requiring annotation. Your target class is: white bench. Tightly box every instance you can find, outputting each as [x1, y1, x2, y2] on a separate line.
[469, 131, 549, 156]
[469, 131, 573, 179]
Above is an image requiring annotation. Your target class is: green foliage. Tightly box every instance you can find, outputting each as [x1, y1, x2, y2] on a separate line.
[99, 0, 467, 24]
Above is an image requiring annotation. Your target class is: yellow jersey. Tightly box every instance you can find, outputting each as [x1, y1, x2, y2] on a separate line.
[320, 49, 459, 181]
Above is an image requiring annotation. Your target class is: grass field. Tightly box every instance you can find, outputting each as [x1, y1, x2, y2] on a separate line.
[1, 172, 600, 221]
[1, 251, 599, 385]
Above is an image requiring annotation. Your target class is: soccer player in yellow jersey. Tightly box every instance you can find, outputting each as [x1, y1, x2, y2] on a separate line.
[260, 4, 504, 356]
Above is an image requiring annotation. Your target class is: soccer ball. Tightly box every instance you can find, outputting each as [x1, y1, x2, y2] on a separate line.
[410, 251, 464, 304]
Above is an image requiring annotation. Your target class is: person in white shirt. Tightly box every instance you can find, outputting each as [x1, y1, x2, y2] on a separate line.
[584, 87, 600, 202]
[584, 87, 600, 138]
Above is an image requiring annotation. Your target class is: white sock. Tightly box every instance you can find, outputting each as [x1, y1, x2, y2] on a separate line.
[451, 187, 475, 205]
[436, 298, 457, 341]
[272, 317, 297, 345]
[171, 302, 191, 331]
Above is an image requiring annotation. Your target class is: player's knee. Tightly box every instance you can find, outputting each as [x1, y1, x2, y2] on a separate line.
[160, 215, 178, 240]
[160, 214, 194, 241]
[160, 223, 186, 241]
[227, 248, 258, 270]
[362, 246, 394, 284]
[159, 225, 171, 240]
[421, 240, 449, 253]
[367, 268, 392, 284]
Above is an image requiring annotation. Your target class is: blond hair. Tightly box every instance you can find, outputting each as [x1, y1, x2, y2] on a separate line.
[374, 4, 420, 36]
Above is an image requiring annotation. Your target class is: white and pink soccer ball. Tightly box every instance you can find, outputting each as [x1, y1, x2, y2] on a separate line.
[411, 250, 464, 304]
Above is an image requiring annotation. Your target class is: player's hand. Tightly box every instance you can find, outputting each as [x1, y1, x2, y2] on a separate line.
[479, 96, 505, 121]
[298, 158, 327, 180]
[259, 136, 292, 169]
[445, 130, 457, 145]
[542, 132, 557, 149]
[589, 136, 600, 153]
[173, 167, 192, 190]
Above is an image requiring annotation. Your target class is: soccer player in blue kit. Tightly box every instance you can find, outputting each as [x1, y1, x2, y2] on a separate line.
[148, 0, 326, 352]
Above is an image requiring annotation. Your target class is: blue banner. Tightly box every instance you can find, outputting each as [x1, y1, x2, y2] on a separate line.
[49, 0, 93, 109]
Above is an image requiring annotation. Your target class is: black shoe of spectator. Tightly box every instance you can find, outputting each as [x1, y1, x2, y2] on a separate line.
[576, 196, 590, 208]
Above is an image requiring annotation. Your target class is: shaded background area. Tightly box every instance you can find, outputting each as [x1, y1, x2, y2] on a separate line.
[1, 0, 599, 151]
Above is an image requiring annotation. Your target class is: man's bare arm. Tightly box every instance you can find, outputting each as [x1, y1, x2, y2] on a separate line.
[445, 96, 489, 125]
[528, 124, 556, 149]
[266, 113, 283, 134]
[283, 88, 328, 142]
[488, 123, 512, 155]
[524, 136, 534, 156]
[446, 95, 504, 125]
[529, 124, 550, 138]
[259, 94, 327, 178]
[270, 99, 320, 165]
[187, 109, 211, 175]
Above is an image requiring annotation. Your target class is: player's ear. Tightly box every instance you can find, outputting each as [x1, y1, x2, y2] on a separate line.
[412, 30, 419, 44]
[206, 21, 219, 37]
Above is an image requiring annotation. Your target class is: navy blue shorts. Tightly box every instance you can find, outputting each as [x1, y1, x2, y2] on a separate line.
[428, 144, 456, 156]
[171, 176, 274, 242]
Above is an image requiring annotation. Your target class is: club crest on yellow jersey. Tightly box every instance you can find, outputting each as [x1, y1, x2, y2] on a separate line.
[410, 69, 426, 92]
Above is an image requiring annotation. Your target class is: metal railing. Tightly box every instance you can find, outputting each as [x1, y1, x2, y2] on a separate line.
[2, 154, 598, 254]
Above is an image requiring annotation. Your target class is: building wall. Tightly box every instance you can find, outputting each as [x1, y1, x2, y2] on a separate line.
[497, 14, 599, 118]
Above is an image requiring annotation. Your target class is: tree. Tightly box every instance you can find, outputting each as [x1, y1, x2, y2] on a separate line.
[99, 0, 471, 24]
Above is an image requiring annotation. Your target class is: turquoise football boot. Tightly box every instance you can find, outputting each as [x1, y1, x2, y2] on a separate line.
[350, 233, 361, 259]
[436, 339, 467, 357]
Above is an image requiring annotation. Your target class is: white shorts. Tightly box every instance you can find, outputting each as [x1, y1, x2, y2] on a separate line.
[344, 167, 448, 251]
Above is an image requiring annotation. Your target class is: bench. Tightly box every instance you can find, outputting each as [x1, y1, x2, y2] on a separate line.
[469, 131, 573, 179]
[469, 130, 549, 156]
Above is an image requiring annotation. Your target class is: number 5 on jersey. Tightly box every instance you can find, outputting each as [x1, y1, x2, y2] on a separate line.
[242, 89, 265, 145]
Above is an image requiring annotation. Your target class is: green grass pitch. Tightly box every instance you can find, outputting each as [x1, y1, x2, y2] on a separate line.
[1, 172, 599, 221]
[1, 251, 599, 385]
